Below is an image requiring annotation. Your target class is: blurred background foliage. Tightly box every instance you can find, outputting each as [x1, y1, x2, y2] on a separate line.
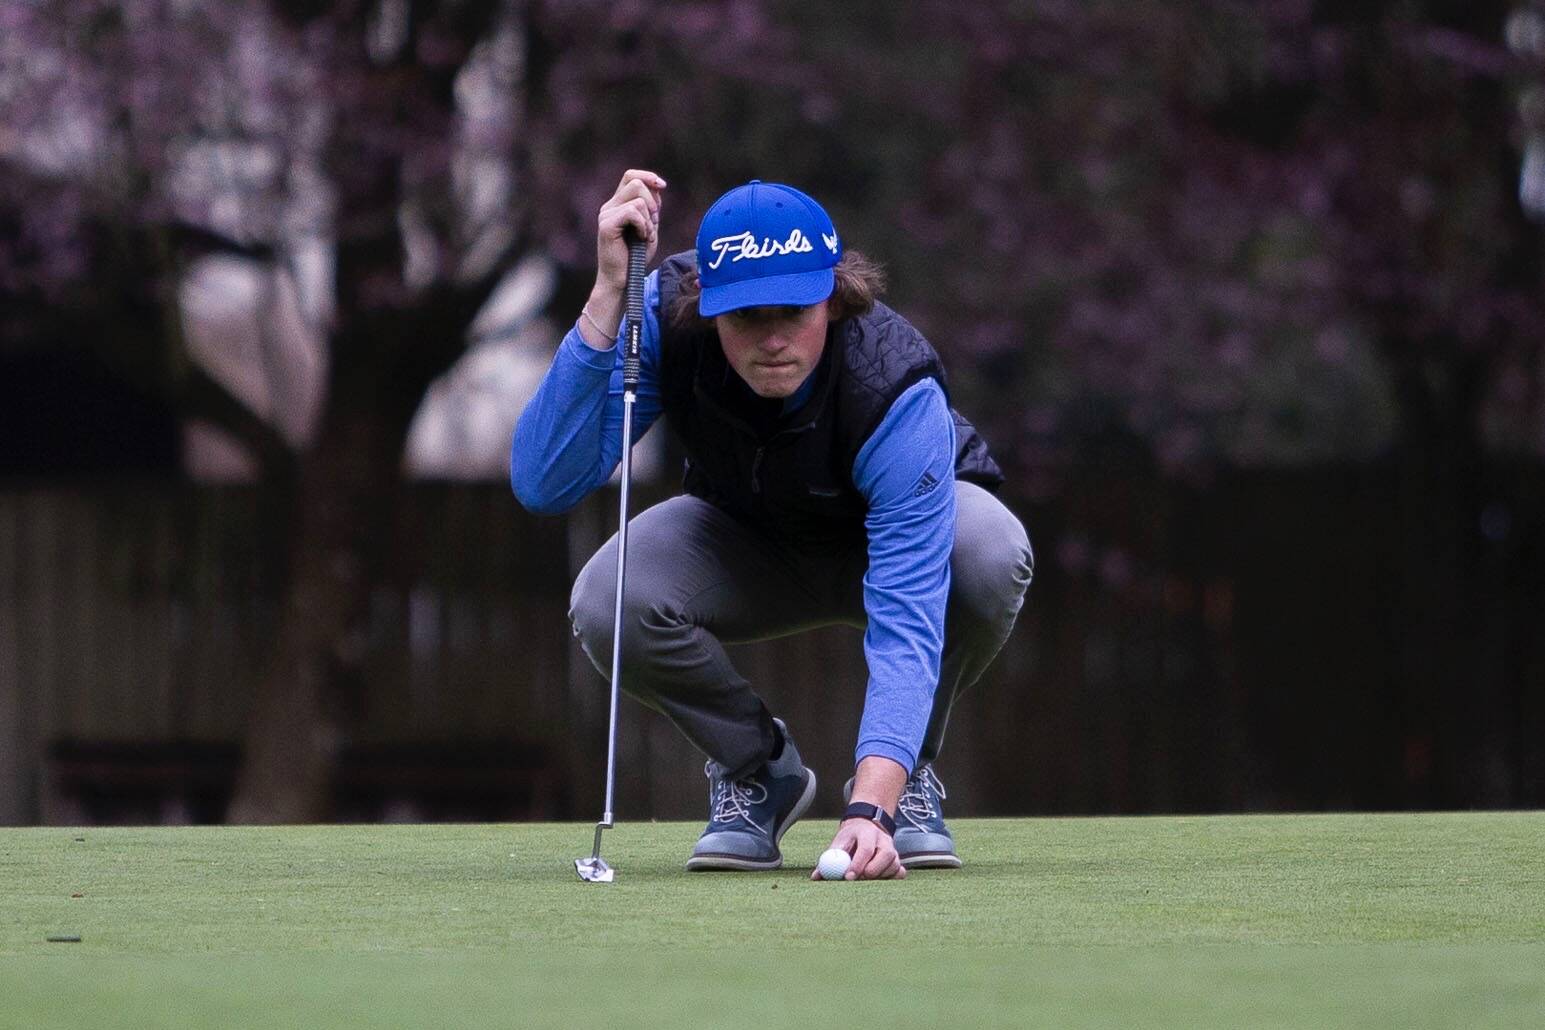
[2, 0, 1543, 822]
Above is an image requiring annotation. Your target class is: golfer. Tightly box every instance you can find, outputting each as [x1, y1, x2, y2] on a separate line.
[513, 170, 1032, 880]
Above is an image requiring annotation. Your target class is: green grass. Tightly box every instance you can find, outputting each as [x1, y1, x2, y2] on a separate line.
[3, 813, 1544, 1028]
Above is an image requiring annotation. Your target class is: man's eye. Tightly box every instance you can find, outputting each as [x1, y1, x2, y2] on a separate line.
[727, 305, 805, 326]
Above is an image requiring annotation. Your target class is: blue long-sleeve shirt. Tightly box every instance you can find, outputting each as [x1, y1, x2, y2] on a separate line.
[512, 271, 955, 773]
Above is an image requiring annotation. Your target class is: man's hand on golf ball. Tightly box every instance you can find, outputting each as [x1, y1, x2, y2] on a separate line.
[812, 755, 908, 880]
[811, 818, 906, 880]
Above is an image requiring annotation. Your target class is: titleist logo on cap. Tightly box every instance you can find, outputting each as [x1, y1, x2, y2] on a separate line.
[707, 229, 818, 270]
[694, 180, 841, 315]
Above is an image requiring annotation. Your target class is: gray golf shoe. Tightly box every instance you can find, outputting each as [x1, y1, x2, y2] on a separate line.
[893, 764, 962, 868]
[686, 719, 816, 871]
[844, 763, 963, 869]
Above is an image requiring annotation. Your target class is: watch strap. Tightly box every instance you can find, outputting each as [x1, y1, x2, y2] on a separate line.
[841, 801, 896, 837]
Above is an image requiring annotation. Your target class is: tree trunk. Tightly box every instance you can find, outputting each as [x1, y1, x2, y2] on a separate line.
[226, 355, 423, 823]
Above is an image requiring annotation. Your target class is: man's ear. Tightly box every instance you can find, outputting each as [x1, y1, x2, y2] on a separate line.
[825, 296, 841, 322]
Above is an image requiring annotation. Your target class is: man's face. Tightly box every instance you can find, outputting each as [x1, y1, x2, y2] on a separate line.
[714, 301, 834, 399]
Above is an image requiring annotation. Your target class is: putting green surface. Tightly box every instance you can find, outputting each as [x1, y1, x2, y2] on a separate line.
[3, 813, 1543, 1028]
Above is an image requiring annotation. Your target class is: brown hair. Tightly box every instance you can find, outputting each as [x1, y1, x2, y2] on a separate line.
[667, 249, 888, 330]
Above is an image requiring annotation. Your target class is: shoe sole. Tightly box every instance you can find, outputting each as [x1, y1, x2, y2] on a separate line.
[683, 852, 783, 872]
[685, 768, 818, 872]
[899, 852, 963, 870]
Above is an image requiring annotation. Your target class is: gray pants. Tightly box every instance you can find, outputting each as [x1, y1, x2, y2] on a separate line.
[569, 482, 1033, 780]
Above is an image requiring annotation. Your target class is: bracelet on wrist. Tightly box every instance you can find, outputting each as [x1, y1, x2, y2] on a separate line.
[579, 307, 616, 343]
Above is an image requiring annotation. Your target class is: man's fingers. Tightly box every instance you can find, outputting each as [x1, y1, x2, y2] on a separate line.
[613, 170, 666, 223]
[617, 168, 668, 192]
[846, 839, 876, 881]
[859, 839, 894, 879]
[625, 197, 656, 240]
[599, 198, 655, 243]
[868, 847, 904, 880]
[606, 199, 650, 242]
[613, 178, 662, 220]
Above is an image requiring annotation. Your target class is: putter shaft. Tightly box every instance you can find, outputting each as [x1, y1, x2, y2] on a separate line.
[593, 391, 634, 859]
[577, 236, 645, 883]
[576, 395, 632, 882]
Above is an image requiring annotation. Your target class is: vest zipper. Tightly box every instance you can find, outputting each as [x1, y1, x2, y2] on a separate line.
[750, 446, 765, 494]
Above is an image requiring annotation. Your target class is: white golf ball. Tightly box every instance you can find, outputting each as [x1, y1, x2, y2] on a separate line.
[817, 847, 852, 881]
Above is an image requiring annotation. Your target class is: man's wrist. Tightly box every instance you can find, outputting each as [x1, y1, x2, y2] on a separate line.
[848, 753, 907, 822]
[842, 801, 896, 837]
[576, 283, 626, 352]
[586, 281, 626, 317]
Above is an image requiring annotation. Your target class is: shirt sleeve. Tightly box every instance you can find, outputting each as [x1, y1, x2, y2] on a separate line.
[849, 377, 957, 774]
[509, 271, 664, 515]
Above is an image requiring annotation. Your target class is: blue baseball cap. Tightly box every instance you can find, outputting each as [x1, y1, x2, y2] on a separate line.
[695, 180, 843, 317]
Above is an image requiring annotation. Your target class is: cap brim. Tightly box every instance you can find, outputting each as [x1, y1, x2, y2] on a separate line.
[698, 268, 835, 318]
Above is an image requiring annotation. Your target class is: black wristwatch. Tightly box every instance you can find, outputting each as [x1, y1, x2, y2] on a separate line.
[841, 801, 896, 837]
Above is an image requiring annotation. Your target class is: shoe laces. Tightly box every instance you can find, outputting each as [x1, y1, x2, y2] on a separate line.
[897, 764, 947, 823]
[706, 762, 768, 825]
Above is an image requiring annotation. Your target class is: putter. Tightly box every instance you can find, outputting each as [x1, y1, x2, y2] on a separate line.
[575, 233, 648, 884]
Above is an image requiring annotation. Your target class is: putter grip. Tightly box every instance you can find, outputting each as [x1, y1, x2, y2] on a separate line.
[622, 236, 646, 389]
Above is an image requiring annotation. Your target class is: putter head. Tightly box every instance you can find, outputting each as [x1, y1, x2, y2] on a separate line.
[574, 856, 614, 883]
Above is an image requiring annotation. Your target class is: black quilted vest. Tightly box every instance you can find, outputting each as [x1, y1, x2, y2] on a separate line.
[655, 251, 1002, 542]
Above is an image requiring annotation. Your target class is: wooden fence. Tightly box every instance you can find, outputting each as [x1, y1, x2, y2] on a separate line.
[0, 484, 574, 823]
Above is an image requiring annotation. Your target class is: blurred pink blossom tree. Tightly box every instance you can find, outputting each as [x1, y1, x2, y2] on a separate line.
[0, 0, 815, 819]
[2, 0, 1541, 818]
